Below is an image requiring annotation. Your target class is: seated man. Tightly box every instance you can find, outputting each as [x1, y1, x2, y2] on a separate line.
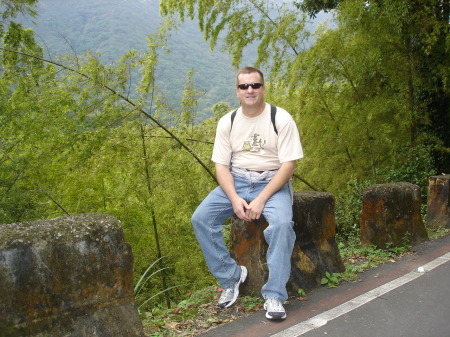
[192, 66, 303, 320]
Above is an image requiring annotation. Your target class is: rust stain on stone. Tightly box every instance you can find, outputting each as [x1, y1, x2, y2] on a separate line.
[293, 249, 315, 273]
[360, 183, 428, 248]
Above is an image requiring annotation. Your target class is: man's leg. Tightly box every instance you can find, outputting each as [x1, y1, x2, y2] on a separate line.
[260, 181, 295, 303]
[191, 186, 242, 289]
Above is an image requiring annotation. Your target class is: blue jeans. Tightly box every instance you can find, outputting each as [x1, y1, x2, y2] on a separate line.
[191, 174, 295, 302]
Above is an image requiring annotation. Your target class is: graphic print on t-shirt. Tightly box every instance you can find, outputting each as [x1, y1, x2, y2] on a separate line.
[241, 133, 266, 152]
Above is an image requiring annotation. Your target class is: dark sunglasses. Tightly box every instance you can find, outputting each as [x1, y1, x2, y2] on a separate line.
[237, 83, 264, 90]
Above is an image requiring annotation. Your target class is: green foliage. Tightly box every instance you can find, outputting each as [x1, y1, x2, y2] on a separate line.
[175, 285, 218, 310]
[320, 271, 341, 287]
[0, 14, 220, 311]
[338, 237, 412, 282]
[15, 0, 240, 119]
[1, 0, 448, 316]
[161, 0, 449, 193]
[239, 295, 264, 311]
[297, 288, 306, 297]
[335, 179, 372, 241]
[135, 257, 172, 310]
[0, 0, 38, 34]
[427, 226, 450, 240]
[160, 0, 310, 70]
[141, 286, 264, 336]
[141, 286, 217, 336]
[294, 0, 339, 18]
[376, 145, 436, 208]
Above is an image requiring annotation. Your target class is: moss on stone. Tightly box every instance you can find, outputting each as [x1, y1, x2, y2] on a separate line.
[0, 213, 122, 249]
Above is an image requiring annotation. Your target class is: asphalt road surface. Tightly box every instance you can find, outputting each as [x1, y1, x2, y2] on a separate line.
[199, 233, 450, 337]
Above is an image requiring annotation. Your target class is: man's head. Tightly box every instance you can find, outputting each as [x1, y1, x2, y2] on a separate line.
[235, 67, 264, 87]
[235, 67, 266, 114]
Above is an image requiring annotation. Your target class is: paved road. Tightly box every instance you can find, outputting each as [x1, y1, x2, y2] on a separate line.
[199, 233, 450, 337]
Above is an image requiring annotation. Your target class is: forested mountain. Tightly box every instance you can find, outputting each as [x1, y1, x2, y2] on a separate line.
[19, 0, 245, 118]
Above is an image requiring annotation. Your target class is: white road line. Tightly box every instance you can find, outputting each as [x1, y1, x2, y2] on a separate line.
[272, 252, 450, 337]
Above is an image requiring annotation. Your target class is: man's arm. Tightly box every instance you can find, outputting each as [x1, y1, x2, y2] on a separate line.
[215, 163, 252, 222]
[246, 160, 296, 220]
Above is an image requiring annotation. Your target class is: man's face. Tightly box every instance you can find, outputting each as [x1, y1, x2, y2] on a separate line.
[235, 72, 265, 110]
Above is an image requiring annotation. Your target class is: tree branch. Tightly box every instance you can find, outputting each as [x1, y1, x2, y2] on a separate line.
[0, 47, 218, 185]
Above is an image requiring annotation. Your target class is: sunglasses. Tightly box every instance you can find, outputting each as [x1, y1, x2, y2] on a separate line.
[237, 83, 264, 90]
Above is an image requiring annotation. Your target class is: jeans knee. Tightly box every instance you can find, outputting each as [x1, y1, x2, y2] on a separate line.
[283, 221, 295, 238]
[192, 205, 211, 234]
[264, 221, 295, 243]
[268, 220, 294, 232]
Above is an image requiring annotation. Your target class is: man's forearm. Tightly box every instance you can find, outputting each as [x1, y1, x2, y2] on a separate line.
[215, 164, 239, 201]
[255, 161, 295, 203]
[244, 161, 295, 220]
[215, 163, 252, 221]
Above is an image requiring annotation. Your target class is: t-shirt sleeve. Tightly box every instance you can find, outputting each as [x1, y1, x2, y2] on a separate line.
[211, 113, 233, 165]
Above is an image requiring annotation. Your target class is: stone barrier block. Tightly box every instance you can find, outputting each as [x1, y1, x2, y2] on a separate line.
[360, 182, 428, 249]
[0, 213, 144, 337]
[426, 175, 450, 229]
[230, 191, 345, 296]
[289, 191, 345, 293]
[229, 217, 269, 296]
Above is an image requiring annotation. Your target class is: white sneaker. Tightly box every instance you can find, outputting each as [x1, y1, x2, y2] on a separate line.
[217, 266, 248, 308]
[264, 298, 287, 320]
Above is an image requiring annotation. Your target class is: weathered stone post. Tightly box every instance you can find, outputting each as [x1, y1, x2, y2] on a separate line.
[426, 175, 450, 229]
[289, 191, 345, 293]
[0, 213, 144, 337]
[230, 191, 345, 297]
[360, 182, 429, 249]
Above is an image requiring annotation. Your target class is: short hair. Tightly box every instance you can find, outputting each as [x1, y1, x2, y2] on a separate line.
[236, 67, 264, 87]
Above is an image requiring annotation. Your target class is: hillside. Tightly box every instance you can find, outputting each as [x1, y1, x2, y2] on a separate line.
[19, 0, 250, 118]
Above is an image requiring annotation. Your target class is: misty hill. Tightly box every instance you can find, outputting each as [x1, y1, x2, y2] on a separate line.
[19, 0, 329, 119]
[20, 0, 249, 119]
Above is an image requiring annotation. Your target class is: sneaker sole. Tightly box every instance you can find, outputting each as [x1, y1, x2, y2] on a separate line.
[223, 266, 248, 308]
[265, 312, 287, 320]
[264, 301, 286, 320]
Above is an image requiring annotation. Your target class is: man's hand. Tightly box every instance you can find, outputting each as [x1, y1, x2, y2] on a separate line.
[245, 161, 296, 221]
[215, 161, 295, 222]
[230, 196, 252, 222]
[215, 163, 253, 222]
[245, 197, 266, 220]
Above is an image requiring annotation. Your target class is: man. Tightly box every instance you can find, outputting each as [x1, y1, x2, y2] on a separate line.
[192, 66, 303, 320]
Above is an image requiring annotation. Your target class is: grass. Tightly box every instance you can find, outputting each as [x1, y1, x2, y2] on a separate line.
[337, 237, 412, 284]
[140, 286, 264, 336]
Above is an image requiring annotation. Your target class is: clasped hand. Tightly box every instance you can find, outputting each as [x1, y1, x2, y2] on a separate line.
[232, 197, 265, 222]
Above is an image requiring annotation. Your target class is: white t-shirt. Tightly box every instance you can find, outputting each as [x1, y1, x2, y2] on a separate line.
[212, 103, 303, 171]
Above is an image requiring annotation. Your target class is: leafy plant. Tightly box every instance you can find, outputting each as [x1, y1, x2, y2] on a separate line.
[297, 288, 308, 300]
[335, 179, 372, 241]
[321, 271, 341, 287]
[337, 236, 413, 283]
[297, 288, 306, 297]
[427, 227, 450, 240]
[239, 296, 264, 312]
[176, 285, 217, 309]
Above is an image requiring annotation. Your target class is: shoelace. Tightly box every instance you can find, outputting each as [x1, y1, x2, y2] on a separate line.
[220, 288, 233, 300]
[266, 299, 283, 311]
